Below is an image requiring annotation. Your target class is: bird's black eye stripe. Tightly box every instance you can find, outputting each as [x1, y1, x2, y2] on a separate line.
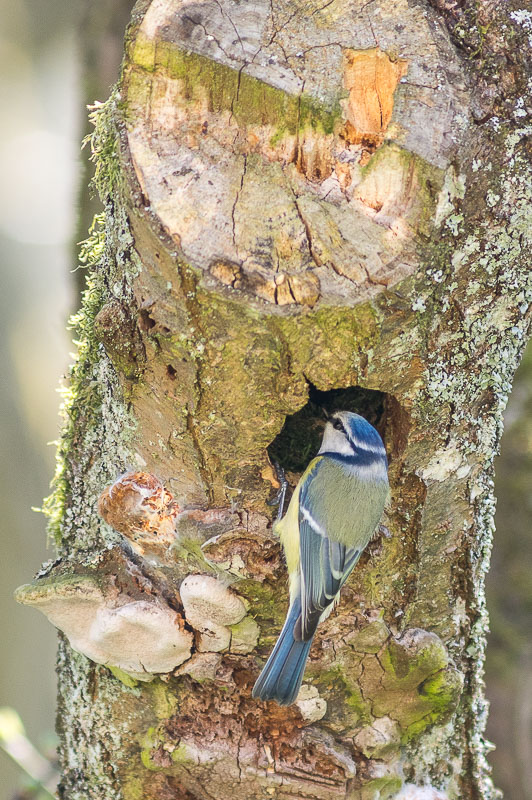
[332, 417, 346, 433]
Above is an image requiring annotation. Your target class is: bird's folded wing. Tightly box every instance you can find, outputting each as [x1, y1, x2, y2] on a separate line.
[298, 460, 361, 641]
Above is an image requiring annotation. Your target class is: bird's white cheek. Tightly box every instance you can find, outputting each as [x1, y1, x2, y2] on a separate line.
[319, 428, 352, 455]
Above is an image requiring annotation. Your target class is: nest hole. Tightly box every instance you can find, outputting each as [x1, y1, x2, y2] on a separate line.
[268, 383, 400, 475]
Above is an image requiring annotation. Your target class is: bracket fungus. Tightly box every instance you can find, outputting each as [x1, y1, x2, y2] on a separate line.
[15, 473, 257, 681]
[180, 574, 248, 652]
[15, 575, 193, 681]
[98, 471, 180, 560]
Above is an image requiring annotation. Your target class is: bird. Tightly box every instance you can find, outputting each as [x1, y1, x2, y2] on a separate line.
[252, 411, 389, 706]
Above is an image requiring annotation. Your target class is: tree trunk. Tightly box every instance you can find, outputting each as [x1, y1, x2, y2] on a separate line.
[16, 1, 531, 799]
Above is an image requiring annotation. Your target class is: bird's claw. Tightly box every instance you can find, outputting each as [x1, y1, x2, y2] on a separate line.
[267, 461, 288, 522]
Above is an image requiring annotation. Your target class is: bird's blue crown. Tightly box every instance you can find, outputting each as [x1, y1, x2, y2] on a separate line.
[342, 412, 386, 452]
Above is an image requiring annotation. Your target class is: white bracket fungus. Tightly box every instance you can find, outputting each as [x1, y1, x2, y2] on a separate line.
[180, 574, 248, 652]
[176, 652, 222, 682]
[15, 575, 193, 681]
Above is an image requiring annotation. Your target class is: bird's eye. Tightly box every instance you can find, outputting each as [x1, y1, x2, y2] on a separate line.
[332, 418, 344, 432]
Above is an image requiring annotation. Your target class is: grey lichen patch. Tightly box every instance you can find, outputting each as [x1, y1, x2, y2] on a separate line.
[433, 166, 466, 228]
[294, 685, 327, 723]
[414, 124, 532, 795]
[354, 716, 401, 760]
[57, 642, 128, 800]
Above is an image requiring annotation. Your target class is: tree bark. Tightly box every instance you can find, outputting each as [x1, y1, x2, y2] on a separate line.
[16, 1, 531, 799]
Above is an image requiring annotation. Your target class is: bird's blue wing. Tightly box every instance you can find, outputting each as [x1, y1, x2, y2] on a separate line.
[297, 459, 361, 642]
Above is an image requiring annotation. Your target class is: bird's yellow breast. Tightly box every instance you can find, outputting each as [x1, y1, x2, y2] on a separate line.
[273, 456, 325, 589]
[274, 481, 301, 578]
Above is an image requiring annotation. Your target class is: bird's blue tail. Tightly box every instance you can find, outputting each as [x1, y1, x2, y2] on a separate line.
[252, 596, 313, 706]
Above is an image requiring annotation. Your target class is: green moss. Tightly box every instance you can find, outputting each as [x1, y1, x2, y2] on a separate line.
[278, 302, 381, 377]
[43, 296, 136, 553]
[123, 777, 144, 800]
[395, 664, 462, 740]
[83, 90, 122, 201]
[171, 742, 195, 765]
[108, 666, 139, 689]
[316, 665, 372, 726]
[78, 212, 106, 269]
[345, 684, 372, 723]
[129, 34, 343, 140]
[42, 264, 107, 546]
[149, 682, 178, 720]
[237, 578, 287, 637]
[140, 726, 195, 772]
[42, 81, 140, 552]
[140, 748, 157, 771]
[360, 776, 403, 800]
[384, 636, 448, 687]
[129, 32, 156, 72]
[420, 668, 463, 715]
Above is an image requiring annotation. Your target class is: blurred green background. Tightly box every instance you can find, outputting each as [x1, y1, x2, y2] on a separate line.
[0, 1, 77, 797]
[0, 2, 529, 798]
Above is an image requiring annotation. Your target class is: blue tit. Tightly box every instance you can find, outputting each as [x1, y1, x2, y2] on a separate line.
[252, 411, 389, 706]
